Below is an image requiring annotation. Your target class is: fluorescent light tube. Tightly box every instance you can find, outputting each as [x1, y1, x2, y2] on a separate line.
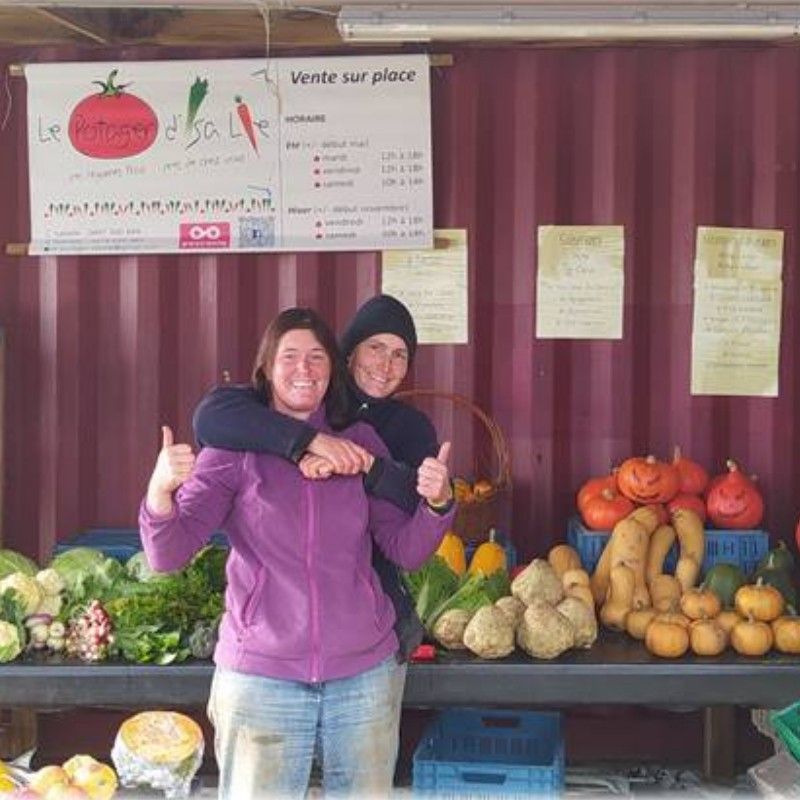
[338, 4, 800, 41]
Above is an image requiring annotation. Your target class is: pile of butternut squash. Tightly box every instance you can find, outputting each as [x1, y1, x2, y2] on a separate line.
[589, 506, 800, 658]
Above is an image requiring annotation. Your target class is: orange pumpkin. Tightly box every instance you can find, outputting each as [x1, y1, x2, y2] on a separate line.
[617, 455, 680, 505]
[706, 460, 764, 529]
[672, 446, 709, 495]
[576, 471, 618, 512]
[580, 488, 635, 531]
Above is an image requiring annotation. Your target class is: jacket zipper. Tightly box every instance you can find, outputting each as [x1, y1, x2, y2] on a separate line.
[306, 481, 321, 682]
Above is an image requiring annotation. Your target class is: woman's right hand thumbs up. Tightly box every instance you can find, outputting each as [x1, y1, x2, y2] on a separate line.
[146, 425, 196, 514]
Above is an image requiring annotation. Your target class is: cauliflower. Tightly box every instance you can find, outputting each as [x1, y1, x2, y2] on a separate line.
[35, 593, 63, 617]
[0, 573, 43, 617]
[0, 620, 22, 662]
[36, 568, 65, 597]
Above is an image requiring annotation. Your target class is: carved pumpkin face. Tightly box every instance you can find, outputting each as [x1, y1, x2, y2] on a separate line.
[617, 456, 680, 505]
[706, 460, 764, 529]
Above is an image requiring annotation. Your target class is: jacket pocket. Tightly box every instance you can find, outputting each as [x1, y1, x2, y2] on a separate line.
[357, 569, 384, 630]
[240, 566, 265, 628]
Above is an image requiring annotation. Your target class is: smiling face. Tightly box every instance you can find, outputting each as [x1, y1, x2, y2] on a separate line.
[349, 333, 409, 399]
[269, 328, 331, 419]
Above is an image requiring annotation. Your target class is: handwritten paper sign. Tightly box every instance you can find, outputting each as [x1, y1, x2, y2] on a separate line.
[536, 225, 625, 339]
[25, 55, 432, 255]
[691, 226, 784, 397]
[381, 229, 468, 344]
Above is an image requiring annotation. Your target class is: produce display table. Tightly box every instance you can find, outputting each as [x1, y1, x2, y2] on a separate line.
[1, 633, 796, 781]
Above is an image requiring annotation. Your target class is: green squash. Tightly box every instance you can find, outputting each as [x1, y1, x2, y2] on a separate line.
[701, 563, 746, 609]
[756, 540, 796, 575]
[754, 566, 797, 609]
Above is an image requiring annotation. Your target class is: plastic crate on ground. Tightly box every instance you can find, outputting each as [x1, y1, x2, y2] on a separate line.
[413, 708, 564, 798]
[52, 527, 229, 563]
[566, 515, 769, 576]
[771, 701, 800, 764]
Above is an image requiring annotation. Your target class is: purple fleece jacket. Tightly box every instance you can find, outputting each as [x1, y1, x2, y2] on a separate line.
[139, 408, 452, 683]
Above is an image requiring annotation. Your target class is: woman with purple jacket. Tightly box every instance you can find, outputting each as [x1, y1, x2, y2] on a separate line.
[140, 308, 453, 799]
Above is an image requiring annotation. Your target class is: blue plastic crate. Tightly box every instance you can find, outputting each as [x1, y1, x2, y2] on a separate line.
[52, 528, 143, 563]
[566, 515, 769, 577]
[413, 708, 564, 798]
[52, 527, 230, 563]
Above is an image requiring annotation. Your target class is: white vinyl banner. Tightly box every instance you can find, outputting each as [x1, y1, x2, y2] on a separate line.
[25, 55, 432, 255]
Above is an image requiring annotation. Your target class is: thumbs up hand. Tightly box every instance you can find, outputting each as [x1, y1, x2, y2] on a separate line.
[146, 425, 196, 514]
[417, 441, 453, 509]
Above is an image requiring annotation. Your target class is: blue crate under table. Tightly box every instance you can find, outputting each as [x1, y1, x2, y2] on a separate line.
[413, 708, 564, 798]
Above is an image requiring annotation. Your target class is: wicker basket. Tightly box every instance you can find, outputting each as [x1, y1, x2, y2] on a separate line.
[395, 389, 512, 543]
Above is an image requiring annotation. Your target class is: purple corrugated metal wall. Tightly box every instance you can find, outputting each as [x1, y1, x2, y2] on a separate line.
[1, 44, 799, 564]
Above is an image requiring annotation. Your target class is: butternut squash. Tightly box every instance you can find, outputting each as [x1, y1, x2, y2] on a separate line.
[628, 505, 662, 535]
[548, 544, 582, 579]
[562, 568, 590, 589]
[608, 517, 650, 610]
[435, 531, 466, 576]
[468, 529, 507, 576]
[566, 584, 595, 610]
[590, 536, 615, 606]
[646, 525, 676, 587]
[649, 574, 683, 613]
[675, 555, 701, 592]
[671, 507, 705, 569]
[600, 564, 635, 631]
[562, 568, 594, 609]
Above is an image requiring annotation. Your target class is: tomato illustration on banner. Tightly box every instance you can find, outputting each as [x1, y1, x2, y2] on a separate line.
[68, 69, 158, 159]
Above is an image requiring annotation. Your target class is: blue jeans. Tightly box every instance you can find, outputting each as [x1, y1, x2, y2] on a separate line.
[207, 656, 406, 799]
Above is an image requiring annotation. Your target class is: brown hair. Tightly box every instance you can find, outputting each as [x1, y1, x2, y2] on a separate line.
[251, 307, 350, 429]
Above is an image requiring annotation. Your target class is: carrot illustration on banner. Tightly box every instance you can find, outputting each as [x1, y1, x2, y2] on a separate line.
[185, 77, 209, 134]
[235, 95, 259, 154]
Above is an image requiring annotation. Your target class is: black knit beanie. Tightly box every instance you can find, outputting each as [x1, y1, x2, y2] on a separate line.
[340, 294, 417, 363]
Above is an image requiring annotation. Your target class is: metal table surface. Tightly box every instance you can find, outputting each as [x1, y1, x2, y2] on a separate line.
[0, 634, 798, 710]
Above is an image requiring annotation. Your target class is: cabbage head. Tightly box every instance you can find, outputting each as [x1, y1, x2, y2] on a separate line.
[48, 547, 108, 591]
[0, 573, 43, 617]
[0, 549, 38, 580]
[0, 620, 21, 662]
[125, 551, 176, 582]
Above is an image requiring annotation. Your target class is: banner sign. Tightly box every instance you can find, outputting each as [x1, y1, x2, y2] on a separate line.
[25, 55, 432, 255]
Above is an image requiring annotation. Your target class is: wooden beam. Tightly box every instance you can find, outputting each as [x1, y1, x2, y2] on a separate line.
[34, 7, 110, 45]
